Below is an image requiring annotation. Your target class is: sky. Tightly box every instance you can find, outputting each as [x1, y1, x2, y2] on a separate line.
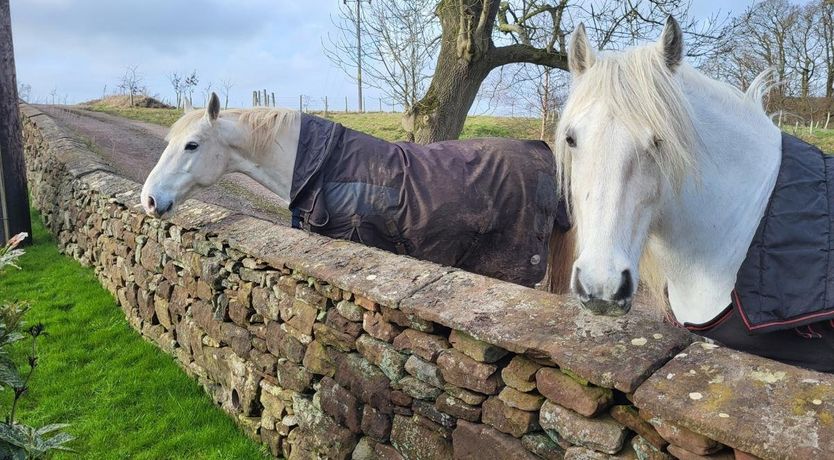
[10, 0, 757, 113]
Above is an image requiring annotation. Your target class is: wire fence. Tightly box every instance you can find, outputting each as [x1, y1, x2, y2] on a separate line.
[250, 90, 407, 114]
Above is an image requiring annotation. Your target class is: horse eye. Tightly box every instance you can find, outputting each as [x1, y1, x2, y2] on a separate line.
[185, 142, 199, 151]
[566, 135, 577, 148]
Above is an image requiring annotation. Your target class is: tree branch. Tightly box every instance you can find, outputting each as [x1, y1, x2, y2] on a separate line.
[488, 43, 568, 70]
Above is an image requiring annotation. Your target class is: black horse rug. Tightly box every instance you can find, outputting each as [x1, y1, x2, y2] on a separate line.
[288, 114, 568, 288]
[674, 133, 834, 372]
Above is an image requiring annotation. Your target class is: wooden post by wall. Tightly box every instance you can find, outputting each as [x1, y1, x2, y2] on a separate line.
[299, 95, 303, 113]
[271, 92, 275, 107]
[324, 96, 329, 117]
[263, 89, 268, 107]
[345, 96, 348, 113]
[0, 0, 31, 245]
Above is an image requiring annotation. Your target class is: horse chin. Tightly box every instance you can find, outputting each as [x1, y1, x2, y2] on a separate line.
[579, 298, 632, 317]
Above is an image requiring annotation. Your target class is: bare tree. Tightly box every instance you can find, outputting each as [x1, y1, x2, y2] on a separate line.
[786, 3, 823, 98]
[220, 78, 233, 109]
[48, 87, 57, 105]
[326, 0, 439, 121]
[117, 65, 145, 106]
[819, 0, 834, 98]
[17, 83, 30, 102]
[182, 70, 199, 108]
[201, 81, 213, 107]
[168, 72, 183, 109]
[403, 0, 728, 142]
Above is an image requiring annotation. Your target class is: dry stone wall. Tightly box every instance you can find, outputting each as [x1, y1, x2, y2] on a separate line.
[20, 104, 834, 460]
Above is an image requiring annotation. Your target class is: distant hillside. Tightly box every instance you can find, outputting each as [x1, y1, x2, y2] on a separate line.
[81, 95, 173, 109]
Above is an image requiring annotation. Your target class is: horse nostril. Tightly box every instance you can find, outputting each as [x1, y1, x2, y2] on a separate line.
[146, 195, 157, 212]
[572, 267, 590, 300]
[613, 269, 633, 301]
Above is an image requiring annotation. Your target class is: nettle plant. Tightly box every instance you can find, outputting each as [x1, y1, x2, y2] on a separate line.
[0, 233, 74, 459]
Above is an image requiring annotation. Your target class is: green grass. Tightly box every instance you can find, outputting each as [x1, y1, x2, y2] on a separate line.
[0, 211, 268, 460]
[85, 104, 184, 127]
[786, 126, 834, 154]
[84, 105, 543, 142]
[83, 104, 833, 154]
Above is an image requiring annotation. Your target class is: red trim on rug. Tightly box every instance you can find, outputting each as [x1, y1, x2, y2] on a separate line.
[683, 304, 735, 332]
[734, 289, 834, 331]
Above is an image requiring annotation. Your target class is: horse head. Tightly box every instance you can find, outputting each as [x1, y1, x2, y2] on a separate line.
[557, 16, 696, 316]
[141, 92, 246, 218]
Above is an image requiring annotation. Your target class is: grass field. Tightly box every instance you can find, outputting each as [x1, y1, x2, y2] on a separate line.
[0, 211, 268, 459]
[84, 104, 544, 142]
[84, 103, 834, 154]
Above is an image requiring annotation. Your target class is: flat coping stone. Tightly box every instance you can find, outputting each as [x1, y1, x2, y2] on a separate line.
[633, 342, 834, 459]
[79, 170, 139, 199]
[166, 198, 235, 230]
[400, 270, 692, 392]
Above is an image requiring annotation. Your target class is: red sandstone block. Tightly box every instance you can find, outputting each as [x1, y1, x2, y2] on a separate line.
[452, 420, 539, 460]
[536, 367, 613, 417]
[437, 349, 503, 395]
[481, 396, 539, 438]
[393, 329, 449, 362]
[320, 376, 363, 434]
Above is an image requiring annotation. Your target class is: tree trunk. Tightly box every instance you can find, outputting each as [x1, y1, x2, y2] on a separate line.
[406, 0, 568, 143]
[0, 0, 31, 245]
[408, 47, 493, 143]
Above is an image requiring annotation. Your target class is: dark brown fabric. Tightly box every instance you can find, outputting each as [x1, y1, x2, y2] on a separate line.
[290, 114, 566, 287]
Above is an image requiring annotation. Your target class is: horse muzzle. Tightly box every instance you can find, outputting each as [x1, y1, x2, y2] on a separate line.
[572, 266, 635, 316]
[142, 194, 174, 218]
[579, 296, 632, 316]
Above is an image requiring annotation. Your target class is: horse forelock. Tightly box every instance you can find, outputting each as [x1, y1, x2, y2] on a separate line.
[557, 47, 699, 195]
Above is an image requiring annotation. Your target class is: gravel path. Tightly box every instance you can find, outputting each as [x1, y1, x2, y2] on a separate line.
[34, 105, 291, 225]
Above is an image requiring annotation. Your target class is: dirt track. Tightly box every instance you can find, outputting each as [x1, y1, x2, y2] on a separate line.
[35, 105, 291, 225]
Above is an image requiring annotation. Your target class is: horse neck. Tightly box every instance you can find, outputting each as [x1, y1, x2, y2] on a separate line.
[650, 68, 782, 324]
[228, 110, 301, 203]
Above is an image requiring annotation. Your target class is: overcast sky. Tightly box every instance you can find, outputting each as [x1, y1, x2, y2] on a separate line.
[11, 0, 756, 112]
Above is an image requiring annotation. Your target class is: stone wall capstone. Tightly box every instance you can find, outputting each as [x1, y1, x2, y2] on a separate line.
[20, 104, 834, 459]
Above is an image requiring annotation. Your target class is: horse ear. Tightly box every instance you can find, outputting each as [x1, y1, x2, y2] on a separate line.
[183, 97, 193, 112]
[206, 92, 220, 122]
[569, 23, 595, 76]
[658, 15, 683, 70]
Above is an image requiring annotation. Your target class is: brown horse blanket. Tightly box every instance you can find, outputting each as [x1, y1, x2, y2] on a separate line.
[679, 133, 834, 372]
[289, 114, 567, 287]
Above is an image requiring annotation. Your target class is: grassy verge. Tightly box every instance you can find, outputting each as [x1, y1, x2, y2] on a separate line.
[83, 104, 834, 154]
[0, 211, 268, 460]
[784, 126, 834, 154]
[83, 105, 543, 142]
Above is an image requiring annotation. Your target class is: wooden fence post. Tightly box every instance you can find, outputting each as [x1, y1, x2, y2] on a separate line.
[345, 96, 348, 113]
[324, 96, 329, 117]
[299, 95, 303, 113]
[0, 0, 31, 245]
[271, 93, 275, 107]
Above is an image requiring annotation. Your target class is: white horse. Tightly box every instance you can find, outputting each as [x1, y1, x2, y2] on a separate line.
[558, 17, 834, 371]
[140, 95, 575, 290]
[557, 17, 781, 324]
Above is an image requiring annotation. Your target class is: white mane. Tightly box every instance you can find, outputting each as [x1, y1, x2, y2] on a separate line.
[167, 107, 301, 158]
